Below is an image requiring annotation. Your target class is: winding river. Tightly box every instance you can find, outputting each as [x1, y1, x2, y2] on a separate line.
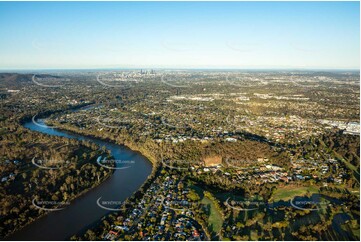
[8, 109, 153, 240]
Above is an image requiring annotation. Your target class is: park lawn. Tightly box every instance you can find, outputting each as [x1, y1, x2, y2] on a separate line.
[270, 185, 319, 202]
[190, 184, 224, 237]
[201, 195, 223, 237]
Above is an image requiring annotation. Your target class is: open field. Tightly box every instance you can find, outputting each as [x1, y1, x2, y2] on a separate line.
[201, 196, 223, 238]
[270, 185, 319, 202]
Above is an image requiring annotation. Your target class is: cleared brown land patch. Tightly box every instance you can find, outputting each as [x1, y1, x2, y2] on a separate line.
[203, 155, 222, 166]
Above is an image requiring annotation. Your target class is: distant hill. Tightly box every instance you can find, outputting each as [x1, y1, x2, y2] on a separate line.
[0, 73, 61, 88]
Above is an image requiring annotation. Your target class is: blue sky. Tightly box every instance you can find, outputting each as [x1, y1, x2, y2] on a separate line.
[0, 1, 359, 69]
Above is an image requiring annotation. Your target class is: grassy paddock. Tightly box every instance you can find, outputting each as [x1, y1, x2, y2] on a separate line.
[201, 196, 224, 237]
[270, 185, 319, 202]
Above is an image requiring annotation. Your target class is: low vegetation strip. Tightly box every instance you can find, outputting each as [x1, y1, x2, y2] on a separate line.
[271, 185, 319, 202]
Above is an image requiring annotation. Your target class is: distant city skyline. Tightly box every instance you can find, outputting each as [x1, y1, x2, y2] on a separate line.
[0, 1, 359, 70]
